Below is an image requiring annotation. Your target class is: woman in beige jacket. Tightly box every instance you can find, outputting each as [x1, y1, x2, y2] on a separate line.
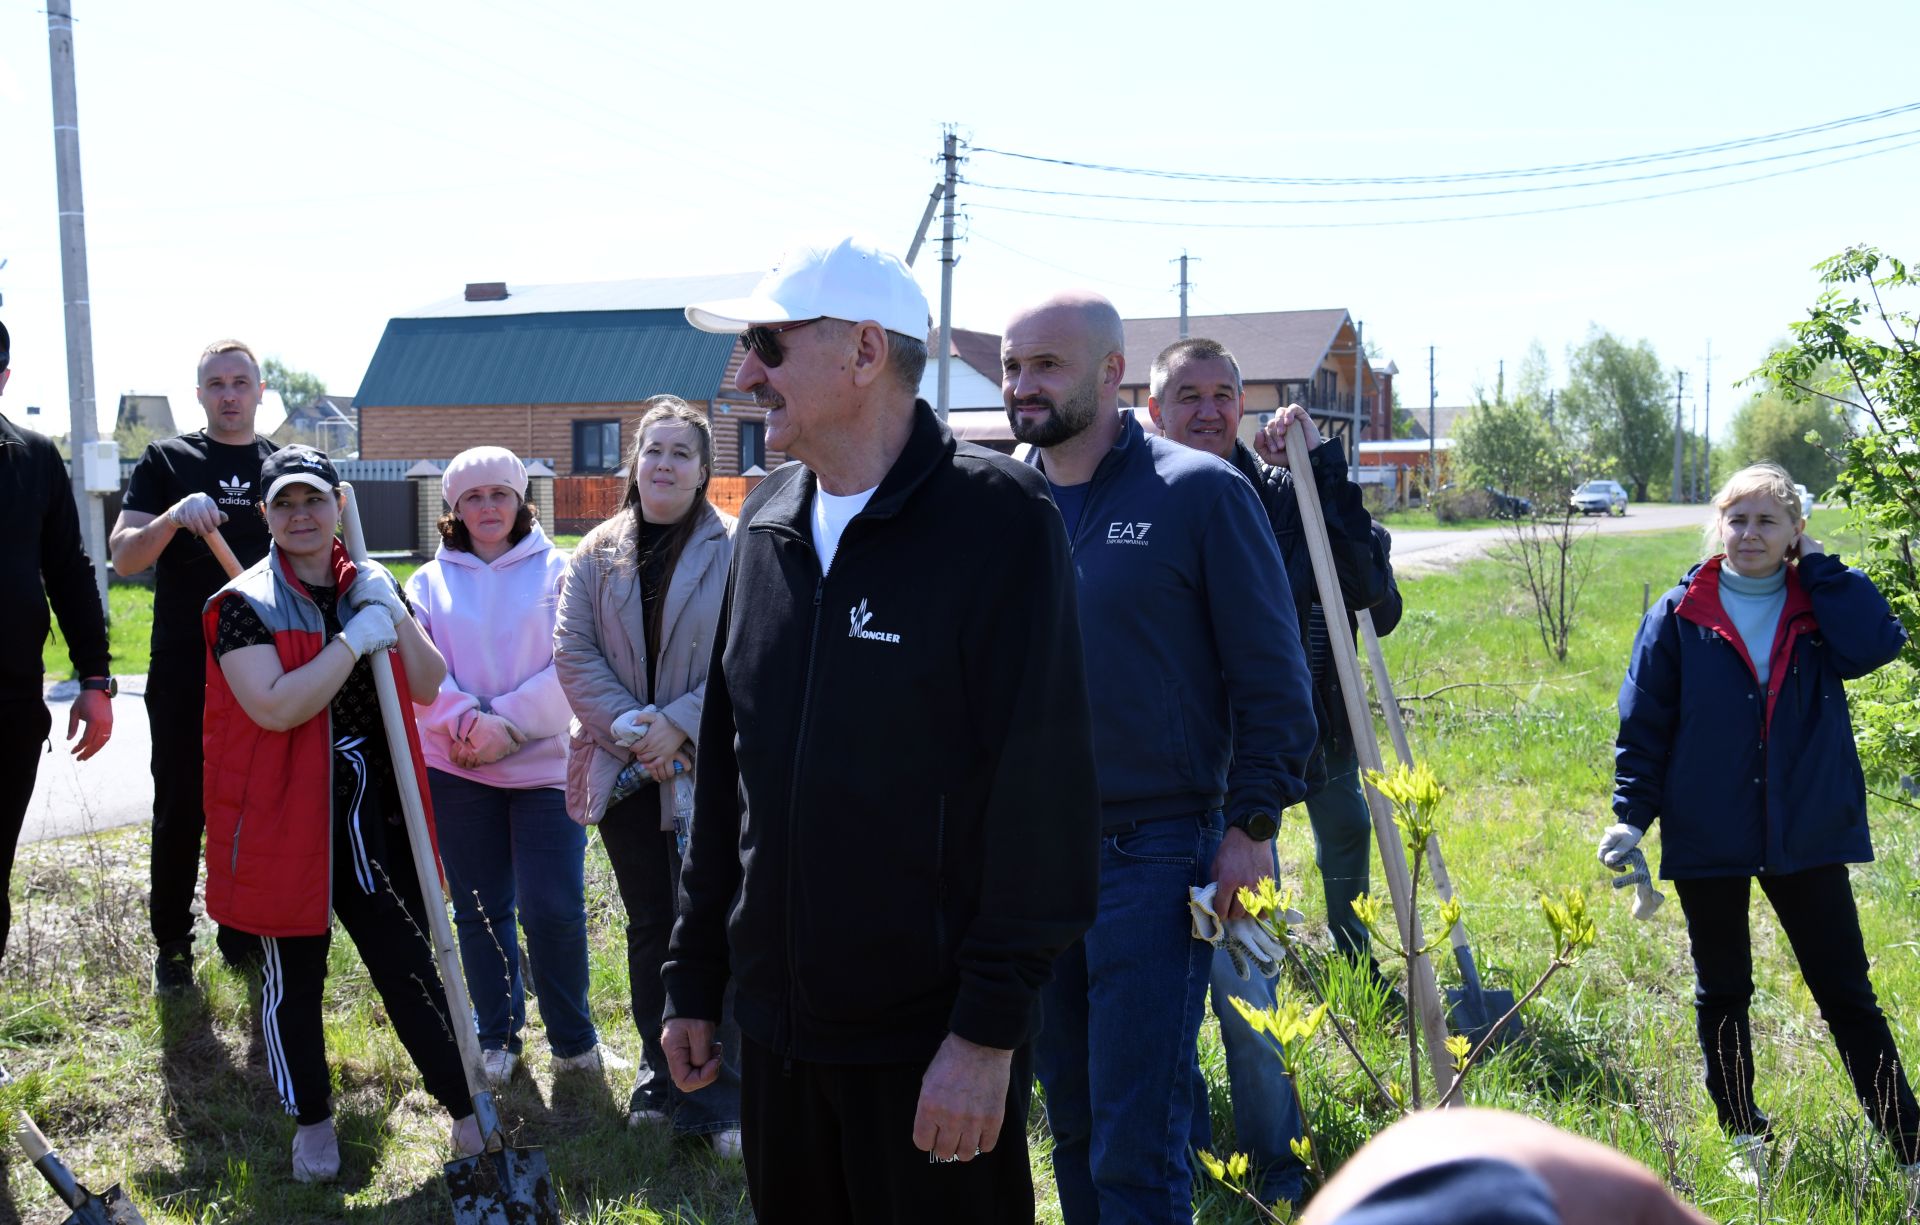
[553, 396, 740, 1154]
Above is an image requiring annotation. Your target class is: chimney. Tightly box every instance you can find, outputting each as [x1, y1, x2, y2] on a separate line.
[465, 282, 509, 302]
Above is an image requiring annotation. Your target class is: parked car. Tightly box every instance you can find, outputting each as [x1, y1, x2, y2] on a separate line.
[1793, 483, 1814, 519]
[1485, 485, 1533, 520]
[1570, 479, 1629, 517]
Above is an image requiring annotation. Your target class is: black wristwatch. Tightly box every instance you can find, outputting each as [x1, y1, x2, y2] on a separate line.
[1230, 810, 1277, 841]
[79, 676, 118, 698]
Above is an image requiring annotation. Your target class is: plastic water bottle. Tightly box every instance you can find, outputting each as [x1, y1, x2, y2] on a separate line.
[672, 760, 695, 856]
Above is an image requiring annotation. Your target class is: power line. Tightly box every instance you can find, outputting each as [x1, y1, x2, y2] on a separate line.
[965, 125, 1920, 206]
[968, 137, 1920, 231]
[970, 100, 1920, 186]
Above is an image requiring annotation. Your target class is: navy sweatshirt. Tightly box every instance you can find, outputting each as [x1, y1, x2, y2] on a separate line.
[1035, 410, 1317, 831]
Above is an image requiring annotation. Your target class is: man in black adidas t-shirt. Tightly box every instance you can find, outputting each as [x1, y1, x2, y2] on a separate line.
[110, 339, 276, 996]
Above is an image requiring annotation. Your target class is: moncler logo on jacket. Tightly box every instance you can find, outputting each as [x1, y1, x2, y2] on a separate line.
[848, 597, 901, 644]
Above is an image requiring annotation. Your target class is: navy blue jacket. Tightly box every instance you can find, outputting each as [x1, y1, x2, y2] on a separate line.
[1035, 411, 1316, 830]
[1613, 552, 1906, 880]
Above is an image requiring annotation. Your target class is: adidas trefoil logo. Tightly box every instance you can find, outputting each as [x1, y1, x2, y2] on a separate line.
[216, 475, 252, 504]
[847, 597, 901, 645]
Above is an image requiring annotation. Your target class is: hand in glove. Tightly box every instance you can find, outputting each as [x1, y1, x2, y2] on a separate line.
[338, 604, 397, 661]
[458, 712, 525, 767]
[1597, 823, 1644, 869]
[1189, 883, 1302, 981]
[168, 491, 228, 536]
[345, 566, 408, 622]
[611, 706, 656, 747]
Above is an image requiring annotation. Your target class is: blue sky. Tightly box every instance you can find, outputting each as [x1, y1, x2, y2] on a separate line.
[2, 0, 1915, 441]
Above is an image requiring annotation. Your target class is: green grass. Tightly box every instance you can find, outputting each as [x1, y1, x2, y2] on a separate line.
[10, 511, 1912, 1221]
[1373, 507, 1509, 531]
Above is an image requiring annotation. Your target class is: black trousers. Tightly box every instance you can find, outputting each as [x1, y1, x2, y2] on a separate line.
[1675, 864, 1920, 1160]
[598, 787, 742, 1131]
[250, 769, 470, 1126]
[147, 655, 256, 967]
[739, 1033, 1035, 1225]
[0, 693, 52, 961]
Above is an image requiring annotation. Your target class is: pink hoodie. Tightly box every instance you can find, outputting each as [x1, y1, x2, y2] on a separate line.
[405, 524, 573, 790]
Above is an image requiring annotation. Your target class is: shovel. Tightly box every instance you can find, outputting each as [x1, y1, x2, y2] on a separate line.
[15, 1112, 145, 1224]
[338, 483, 560, 1225]
[1355, 612, 1523, 1048]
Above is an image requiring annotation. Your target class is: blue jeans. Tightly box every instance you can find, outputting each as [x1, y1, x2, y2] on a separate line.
[1188, 843, 1306, 1206]
[1037, 811, 1222, 1225]
[1304, 737, 1374, 962]
[426, 770, 598, 1058]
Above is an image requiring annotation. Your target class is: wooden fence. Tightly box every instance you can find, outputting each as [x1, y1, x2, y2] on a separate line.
[553, 475, 762, 535]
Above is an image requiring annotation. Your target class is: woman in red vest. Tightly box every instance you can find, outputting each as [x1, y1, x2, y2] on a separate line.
[201, 445, 479, 1183]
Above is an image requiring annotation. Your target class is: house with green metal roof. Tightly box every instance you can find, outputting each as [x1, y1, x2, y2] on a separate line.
[354, 273, 781, 476]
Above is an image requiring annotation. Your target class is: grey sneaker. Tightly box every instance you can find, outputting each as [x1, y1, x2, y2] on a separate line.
[479, 1048, 519, 1088]
[291, 1118, 340, 1183]
[710, 1128, 744, 1160]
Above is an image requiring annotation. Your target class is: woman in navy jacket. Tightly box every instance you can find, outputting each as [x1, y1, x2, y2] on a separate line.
[1604, 462, 1916, 1184]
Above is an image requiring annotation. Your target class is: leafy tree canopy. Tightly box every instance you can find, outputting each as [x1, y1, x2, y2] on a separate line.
[1560, 328, 1671, 502]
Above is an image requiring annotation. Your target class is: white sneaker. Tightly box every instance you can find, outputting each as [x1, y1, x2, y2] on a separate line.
[628, 1106, 670, 1130]
[710, 1127, 744, 1160]
[291, 1118, 341, 1183]
[1728, 1133, 1768, 1188]
[552, 1046, 604, 1075]
[480, 1048, 519, 1088]
[451, 1114, 485, 1159]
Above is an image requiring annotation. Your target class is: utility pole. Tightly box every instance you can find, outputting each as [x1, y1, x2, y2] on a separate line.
[1175, 251, 1191, 338]
[935, 126, 958, 421]
[47, 0, 108, 611]
[1428, 346, 1437, 500]
[904, 181, 945, 268]
[1671, 369, 1686, 504]
[1497, 358, 1505, 405]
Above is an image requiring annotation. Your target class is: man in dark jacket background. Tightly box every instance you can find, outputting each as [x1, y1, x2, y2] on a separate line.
[0, 318, 114, 961]
[663, 238, 1099, 1223]
[1006, 292, 1317, 1223]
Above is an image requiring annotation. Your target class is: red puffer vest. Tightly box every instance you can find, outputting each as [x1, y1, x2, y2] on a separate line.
[199, 540, 438, 937]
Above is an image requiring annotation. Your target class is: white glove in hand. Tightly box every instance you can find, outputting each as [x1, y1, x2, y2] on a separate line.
[168, 491, 227, 536]
[1598, 823, 1644, 868]
[1188, 883, 1301, 981]
[1227, 916, 1287, 980]
[611, 707, 655, 747]
[345, 567, 408, 621]
[338, 604, 397, 661]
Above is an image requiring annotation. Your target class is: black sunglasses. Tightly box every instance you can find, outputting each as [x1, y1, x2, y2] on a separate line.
[741, 317, 823, 368]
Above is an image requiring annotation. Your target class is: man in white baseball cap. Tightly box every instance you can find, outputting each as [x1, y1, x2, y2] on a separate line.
[663, 238, 1101, 1222]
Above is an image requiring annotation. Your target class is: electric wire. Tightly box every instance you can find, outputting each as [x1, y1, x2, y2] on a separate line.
[970, 100, 1920, 186]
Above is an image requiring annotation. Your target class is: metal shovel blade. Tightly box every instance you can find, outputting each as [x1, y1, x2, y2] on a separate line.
[1445, 946, 1524, 1049]
[58, 1183, 145, 1225]
[444, 1143, 558, 1225]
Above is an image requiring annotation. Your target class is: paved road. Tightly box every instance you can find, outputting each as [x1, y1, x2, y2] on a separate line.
[23, 675, 153, 844]
[1389, 502, 1717, 574]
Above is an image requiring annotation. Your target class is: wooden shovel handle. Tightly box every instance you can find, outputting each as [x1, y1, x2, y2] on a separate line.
[15, 1111, 51, 1162]
[204, 527, 244, 580]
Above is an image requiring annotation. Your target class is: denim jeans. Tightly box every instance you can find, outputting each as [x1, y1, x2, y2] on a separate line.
[1037, 811, 1222, 1225]
[1674, 864, 1920, 1161]
[1303, 736, 1374, 963]
[426, 770, 598, 1058]
[1187, 844, 1305, 1207]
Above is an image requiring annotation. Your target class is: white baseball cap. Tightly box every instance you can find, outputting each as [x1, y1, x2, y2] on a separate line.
[685, 236, 930, 340]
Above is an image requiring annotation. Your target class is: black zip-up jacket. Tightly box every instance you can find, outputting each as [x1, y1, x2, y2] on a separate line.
[662, 402, 1100, 1064]
[1, 414, 109, 692]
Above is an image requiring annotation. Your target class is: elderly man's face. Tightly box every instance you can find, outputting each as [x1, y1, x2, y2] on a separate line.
[1000, 308, 1107, 448]
[731, 317, 853, 464]
[1150, 355, 1243, 460]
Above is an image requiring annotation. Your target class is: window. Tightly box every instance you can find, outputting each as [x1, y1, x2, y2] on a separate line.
[738, 420, 766, 474]
[572, 419, 622, 474]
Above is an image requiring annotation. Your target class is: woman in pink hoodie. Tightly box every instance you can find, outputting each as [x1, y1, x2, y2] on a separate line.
[406, 446, 601, 1086]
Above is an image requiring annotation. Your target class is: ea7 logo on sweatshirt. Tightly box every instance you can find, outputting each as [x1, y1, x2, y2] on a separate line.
[1107, 521, 1152, 546]
[848, 598, 902, 644]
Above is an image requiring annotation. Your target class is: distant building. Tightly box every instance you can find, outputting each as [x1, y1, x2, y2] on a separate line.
[355, 274, 783, 476]
[272, 393, 358, 455]
[115, 393, 177, 438]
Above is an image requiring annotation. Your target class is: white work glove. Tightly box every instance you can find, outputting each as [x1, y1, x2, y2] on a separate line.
[1597, 822, 1644, 869]
[338, 604, 397, 661]
[168, 491, 227, 536]
[345, 566, 408, 622]
[611, 706, 656, 747]
[1188, 883, 1301, 981]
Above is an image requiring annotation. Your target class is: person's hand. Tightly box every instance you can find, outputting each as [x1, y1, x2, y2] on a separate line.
[167, 492, 227, 536]
[461, 712, 524, 765]
[1598, 822, 1643, 869]
[912, 1033, 1012, 1163]
[1298, 1107, 1712, 1225]
[345, 567, 408, 621]
[634, 717, 689, 779]
[339, 604, 398, 661]
[611, 709, 652, 747]
[1253, 403, 1321, 466]
[1794, 530, 1823, 560]
[1211, 825, 1274, 921]
[662, 1018, 722, 1093]
[68, 688, 112, 761]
